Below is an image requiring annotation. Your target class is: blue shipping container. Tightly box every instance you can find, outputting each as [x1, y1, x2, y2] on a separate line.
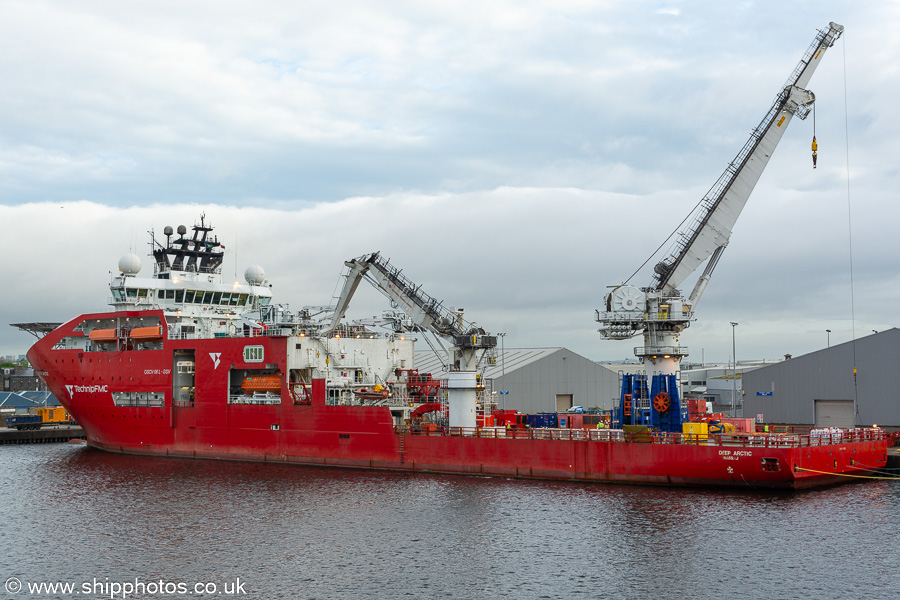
[525, 413, 558, 428]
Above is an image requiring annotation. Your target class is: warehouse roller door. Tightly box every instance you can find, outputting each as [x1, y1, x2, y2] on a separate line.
[556, 394, 573, 412]
[814, 399, 854, 428]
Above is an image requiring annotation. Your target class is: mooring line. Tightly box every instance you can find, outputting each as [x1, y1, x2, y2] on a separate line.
[796, 467, 897, 480]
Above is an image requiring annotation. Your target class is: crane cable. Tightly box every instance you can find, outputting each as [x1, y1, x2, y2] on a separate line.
[841, 33, 861, 426]
[620, 208, 698, 286]
[811, 103, 817, 168]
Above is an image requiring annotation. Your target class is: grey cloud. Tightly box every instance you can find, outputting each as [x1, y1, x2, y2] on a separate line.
[1, 3, 897, 364]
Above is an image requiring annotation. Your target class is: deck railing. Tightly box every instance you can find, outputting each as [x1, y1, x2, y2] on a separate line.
[398, 426, 887, 448]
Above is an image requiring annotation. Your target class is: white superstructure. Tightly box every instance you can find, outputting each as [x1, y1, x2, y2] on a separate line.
[71, 215, 419, 409]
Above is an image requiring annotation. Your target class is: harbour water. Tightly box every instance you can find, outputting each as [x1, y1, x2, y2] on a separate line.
[3, 443, 898, 599]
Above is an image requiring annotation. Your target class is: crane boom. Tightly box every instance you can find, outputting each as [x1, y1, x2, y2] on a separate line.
[324, 252, 496, 429]
[654, 22, 843, 296]
[325, 252, 495, 348]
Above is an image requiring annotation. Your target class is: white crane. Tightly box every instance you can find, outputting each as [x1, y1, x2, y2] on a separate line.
[595, 22, 844, 427]
[323, 252, 497, 428]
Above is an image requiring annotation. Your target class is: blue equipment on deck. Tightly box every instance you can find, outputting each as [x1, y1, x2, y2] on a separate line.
[614, 373, 686, 433]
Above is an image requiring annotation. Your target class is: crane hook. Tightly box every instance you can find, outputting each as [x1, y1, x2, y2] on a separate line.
[811, 135, 818, 169]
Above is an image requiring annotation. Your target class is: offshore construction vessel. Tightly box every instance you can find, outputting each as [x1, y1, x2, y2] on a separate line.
[27, 22, 887, 489]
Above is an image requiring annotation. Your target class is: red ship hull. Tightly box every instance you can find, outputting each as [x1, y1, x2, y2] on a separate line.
[29, 312, 889, 490]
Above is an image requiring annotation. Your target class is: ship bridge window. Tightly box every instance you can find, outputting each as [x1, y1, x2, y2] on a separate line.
[184, 290, 195, 303]
[138, 289, 148, 298]
[112, 289, 125, 301]
[212, 292, 222, 304]
[127, 288, 138, 298]
[238, 294, 248, 306]
[175, 289, 184, 303]
[193, 292, 204, 304]
[260, 297, 271, 306]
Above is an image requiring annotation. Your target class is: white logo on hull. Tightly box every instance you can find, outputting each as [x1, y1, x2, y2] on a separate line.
[65, 384, 108, 396]
[210, 352, 222, 369]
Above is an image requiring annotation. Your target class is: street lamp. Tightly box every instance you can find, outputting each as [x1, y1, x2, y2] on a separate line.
[826, 329, 831, 348]
[730, 322, 738, 417]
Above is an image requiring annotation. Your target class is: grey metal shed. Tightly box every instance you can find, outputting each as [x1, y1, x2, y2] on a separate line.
[414, 347, 622, 414]
[742, 329, 900, 427]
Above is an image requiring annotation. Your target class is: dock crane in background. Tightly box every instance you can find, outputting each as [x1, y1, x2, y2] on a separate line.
[323, 252, 497, 428]
[595, 22, 844, 431]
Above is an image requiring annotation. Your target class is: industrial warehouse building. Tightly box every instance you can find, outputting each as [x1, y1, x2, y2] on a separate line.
[742, 329, 900, 428]
[0, 391, 59, 422]
[414, 348, 623, 413]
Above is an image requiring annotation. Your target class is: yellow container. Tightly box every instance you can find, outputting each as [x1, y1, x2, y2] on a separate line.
[682, 422, 709, 442]
[36, 407, 68, 423]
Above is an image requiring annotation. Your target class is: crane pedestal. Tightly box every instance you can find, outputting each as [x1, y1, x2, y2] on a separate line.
[447, 371, 477, 429]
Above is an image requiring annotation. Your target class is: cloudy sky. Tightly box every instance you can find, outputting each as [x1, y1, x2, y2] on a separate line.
[1, 1, 897, 365]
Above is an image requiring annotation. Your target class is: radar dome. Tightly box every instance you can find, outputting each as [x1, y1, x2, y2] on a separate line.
[244, 265, 266, 285]
[118, 253, 142, 276]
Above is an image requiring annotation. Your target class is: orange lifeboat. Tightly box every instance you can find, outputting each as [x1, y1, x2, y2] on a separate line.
[88, 329, 117, 343]
[241, 375, 282, 394]
[353, 385, 392, 401]
[131, 326, 163, 341]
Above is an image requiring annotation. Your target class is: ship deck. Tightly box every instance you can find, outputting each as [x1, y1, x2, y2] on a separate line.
[401, 424, 886, 449]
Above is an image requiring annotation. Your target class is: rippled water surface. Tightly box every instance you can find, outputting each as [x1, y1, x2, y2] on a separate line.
[2, 444, 899, 599]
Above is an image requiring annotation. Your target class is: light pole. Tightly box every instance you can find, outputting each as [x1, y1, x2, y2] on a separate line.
[730, 322, 738, 417]
[826, 329, 831, 348]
